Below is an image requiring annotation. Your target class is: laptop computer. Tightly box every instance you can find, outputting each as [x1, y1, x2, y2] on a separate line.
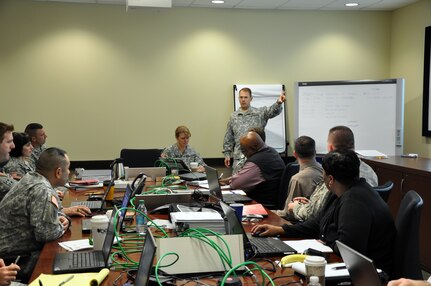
[205, 166, 252, 204]
[134, 230, 157, 286]
[81, 184, 132, 232]
[336, 240, 383, 286]
[220, 201, 296, 259]
[161, 158, 207, 181]
[70, 177, 115, 211]
[135, 193, 194, 211]
[53, 210, 118, 274]
[125, 167, 166, 181]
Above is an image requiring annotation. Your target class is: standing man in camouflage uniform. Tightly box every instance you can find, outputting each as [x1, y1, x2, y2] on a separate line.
[0, 122, 17, 202]
[0, 147, 70, 283]
[223, 87, 286, 174]
[25, 123, 48, 169]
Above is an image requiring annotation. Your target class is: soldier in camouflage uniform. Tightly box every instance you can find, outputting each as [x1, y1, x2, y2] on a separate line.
[25, 123, 47, 169]
[0, 122, 17, 202]
[0, 147, 70, 283]
[161, 126, 207, 172]
[223, 87, 286, 174]
[3, 132, 34, 178]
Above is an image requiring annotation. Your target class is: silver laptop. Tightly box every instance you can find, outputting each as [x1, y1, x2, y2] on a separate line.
[336, 240, 383, 286]
[70, 178, 114, 211]
[124, 167, 166, 181]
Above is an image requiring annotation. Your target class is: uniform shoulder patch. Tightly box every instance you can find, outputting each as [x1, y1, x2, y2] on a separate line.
[51, 195, 59, 209]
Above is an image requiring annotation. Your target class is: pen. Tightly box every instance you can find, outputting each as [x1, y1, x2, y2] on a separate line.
[58, 275, 74, 286]
[14, 256, 20, 264]
[218, 173, 224, 179]
[39, 280, 43, 286]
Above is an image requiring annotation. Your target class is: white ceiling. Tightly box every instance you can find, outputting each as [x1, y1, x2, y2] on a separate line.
[36, 0, 420, 11]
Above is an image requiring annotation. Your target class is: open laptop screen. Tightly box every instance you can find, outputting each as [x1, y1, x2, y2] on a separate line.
[336, 240, 382, 286]
[204, 166, 223, 201]
[135, 231, 157, 286]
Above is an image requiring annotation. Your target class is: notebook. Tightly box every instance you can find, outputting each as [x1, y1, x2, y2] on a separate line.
[220, 201, 296, 258]
[205, 166, 252, 204]
[53, 210, 117, 274]
[336, 240, 383, 286]
[70, 177, 115, 211]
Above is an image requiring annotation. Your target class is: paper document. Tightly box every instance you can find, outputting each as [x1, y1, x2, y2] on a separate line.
[284, 239, 333, 253]
[29, 268, 109, 286]
[59, 237, 121, 252]
[355, 150, 388, 158]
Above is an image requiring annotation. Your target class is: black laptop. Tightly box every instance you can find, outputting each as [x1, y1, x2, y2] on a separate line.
[336, 240, 384, 286]
[220, 201, 296, 259]
[53, 211, 117, 274]
[205, 166, 252, 204]
[162, 158, 207, 181]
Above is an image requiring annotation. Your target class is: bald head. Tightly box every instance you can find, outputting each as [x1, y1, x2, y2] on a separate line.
[240, 131, 265, 158]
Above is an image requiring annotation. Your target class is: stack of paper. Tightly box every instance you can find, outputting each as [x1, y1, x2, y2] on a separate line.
[170, 212, 225, 233]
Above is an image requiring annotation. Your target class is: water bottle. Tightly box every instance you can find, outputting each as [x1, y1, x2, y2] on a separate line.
[308, 276, 321, 286]
[135, 200, 148, 236]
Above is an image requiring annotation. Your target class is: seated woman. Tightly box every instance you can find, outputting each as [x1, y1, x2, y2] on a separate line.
[161, 126, 206, 172]
[251, 149, 396, 277]
[4, 132, 34, 178]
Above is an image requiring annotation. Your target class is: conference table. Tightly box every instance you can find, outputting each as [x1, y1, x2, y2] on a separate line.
[28, 181, 338, 286]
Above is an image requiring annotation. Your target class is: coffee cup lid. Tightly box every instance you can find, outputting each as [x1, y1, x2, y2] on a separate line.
[304, 255, 327, 265]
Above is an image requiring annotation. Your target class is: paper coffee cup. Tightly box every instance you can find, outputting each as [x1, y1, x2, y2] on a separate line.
[304, 255, 326, 286]
[91, 215, 109, 251]
[190, 162, 198, 172]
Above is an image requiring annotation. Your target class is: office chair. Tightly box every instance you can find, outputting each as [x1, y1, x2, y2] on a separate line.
[393, 190, 423, 279]
[276, 161, 300, 210]
[120, 148, 163, 168]
[372, 180, 394, 203]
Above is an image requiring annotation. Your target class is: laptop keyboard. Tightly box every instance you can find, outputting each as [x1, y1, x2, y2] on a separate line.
[69, 251, 104, 269]
[249, 237, 280, 253]
[80, 201, 102, 209]
[223, 194, 252, 203]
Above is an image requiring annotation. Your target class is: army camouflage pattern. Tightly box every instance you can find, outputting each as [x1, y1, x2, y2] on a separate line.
[3, 157, 34, 177]
[29, 144, 46, 170]
[0, 173, 17, 202]
[223, 102, 282, 173]
[161, 144, 206, 168]
[0, 172, 66, 257]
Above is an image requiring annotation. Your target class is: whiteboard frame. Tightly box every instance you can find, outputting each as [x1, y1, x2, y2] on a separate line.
[295, 79, 404, 156]
[233, 84, 287, 153]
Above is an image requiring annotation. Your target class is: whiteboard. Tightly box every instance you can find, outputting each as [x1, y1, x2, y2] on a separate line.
[233, 84, 287, 153]
[295, 79, 404, 156]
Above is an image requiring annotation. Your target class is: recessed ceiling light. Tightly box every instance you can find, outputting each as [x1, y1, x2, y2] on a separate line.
[345, 2, 359, 7]
[212, 0, 225, 4]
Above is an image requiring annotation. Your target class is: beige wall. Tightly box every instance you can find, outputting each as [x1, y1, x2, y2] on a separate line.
[391, 0, 431, 157]
[0, 0, 393, 160]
